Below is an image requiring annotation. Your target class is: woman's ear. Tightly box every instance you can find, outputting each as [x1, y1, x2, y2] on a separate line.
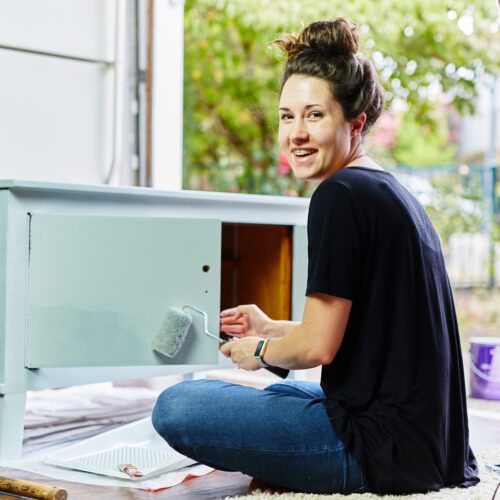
[350, 112, 367, 138]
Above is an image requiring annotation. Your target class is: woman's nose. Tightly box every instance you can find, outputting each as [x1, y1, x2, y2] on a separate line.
[290, 120, 308, 142]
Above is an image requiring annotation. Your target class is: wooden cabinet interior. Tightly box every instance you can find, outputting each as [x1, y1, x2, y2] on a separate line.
[221, 224, 292, 321]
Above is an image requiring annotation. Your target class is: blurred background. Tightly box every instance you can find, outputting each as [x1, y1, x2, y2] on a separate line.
[181, 0, 500, 346]
[1, 0, 499, 347]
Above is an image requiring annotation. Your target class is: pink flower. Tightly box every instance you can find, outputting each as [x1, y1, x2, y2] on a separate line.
[277, 163, 291, 175]
[283, 189, 298, 197]
[372, 112, 399, 149]
[229, 186, 240, 193]
[277, 152, 291, 176]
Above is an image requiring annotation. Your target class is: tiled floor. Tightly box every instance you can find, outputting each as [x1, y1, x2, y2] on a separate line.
[463, 351, 500, 451]
[469, 413, 500, 451]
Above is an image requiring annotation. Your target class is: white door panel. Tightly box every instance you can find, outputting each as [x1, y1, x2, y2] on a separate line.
[0, 0, 117, 61]
[0, 49, 113, 183]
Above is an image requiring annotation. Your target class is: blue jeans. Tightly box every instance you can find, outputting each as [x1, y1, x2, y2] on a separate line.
[152, 379, 365, 494]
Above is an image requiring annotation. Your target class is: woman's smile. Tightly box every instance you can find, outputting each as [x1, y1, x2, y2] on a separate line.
[292, 148, 318, 162]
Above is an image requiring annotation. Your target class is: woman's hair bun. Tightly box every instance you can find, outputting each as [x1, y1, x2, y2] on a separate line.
[271, 18, 384, 136]
[271, 18, 359, 58]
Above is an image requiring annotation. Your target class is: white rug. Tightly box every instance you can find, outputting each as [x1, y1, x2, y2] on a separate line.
[226, 447, 500, 500]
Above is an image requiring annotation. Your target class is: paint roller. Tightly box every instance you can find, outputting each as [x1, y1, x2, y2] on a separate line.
[152, 305, 288, 378]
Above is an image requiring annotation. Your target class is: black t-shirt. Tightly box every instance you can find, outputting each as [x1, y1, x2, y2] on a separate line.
[306, 167, 479, 494]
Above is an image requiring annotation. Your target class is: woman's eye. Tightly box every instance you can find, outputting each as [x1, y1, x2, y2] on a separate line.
[280, 113, 293, 120]
[309, 111, 323, 119]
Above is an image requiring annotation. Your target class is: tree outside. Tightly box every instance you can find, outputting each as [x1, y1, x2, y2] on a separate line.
[183, 0, 499, 194]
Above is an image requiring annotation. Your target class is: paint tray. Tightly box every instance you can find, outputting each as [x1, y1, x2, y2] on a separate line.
[42, 417, 196, 480]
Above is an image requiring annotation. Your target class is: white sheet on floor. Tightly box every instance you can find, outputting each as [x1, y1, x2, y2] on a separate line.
[0, 383, 214, 491]
[24, 384, 158, 450]
[1, 453, 214, 491]
[3, 417, 214, 491]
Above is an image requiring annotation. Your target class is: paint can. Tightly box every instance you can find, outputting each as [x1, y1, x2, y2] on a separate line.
[469, 337, 500, 400]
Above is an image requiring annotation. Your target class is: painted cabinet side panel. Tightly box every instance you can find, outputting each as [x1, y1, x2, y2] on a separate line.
[292, 225, 307, 322]
[0, 392, 26, 460]
[26, 215, 221, 368]
[0, 191, 7, 388]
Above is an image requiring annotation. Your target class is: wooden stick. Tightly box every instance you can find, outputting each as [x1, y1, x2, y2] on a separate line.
[0, 476, 67, 500]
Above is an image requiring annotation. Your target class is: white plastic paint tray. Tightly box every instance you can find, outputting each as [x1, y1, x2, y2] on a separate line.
[42, 417, 196, 480]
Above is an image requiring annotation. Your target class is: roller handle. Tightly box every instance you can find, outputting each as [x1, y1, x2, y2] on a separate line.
[0, 476, 67, 500]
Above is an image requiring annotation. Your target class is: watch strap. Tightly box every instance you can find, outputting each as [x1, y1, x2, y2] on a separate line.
[254, 338, 271, 368]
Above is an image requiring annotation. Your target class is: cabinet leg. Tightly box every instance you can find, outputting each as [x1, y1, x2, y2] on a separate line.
[0, 392, 26, 460]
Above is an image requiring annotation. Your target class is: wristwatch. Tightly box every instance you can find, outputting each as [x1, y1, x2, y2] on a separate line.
[254, 338, 271, 368]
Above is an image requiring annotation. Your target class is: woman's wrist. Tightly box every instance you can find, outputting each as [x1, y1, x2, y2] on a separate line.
[263, 319, 281, 338]
[263, 319, 299, 339]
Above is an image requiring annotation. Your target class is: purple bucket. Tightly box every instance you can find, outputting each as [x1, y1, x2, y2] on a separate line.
[469, 337, 500, 400]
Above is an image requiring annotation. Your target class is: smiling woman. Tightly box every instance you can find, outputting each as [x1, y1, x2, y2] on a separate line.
[278, 76, 365, 181]
[152, 18, 479, 496]
[272, 18, 385, 181]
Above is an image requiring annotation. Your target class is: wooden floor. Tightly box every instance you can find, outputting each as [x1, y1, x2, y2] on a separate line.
[0, 467, 252, 499]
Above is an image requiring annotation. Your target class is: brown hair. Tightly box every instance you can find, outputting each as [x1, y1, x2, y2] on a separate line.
[270, 19, 385, 136]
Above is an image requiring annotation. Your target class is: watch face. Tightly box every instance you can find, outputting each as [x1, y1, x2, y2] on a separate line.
[254, 340, 264, 357]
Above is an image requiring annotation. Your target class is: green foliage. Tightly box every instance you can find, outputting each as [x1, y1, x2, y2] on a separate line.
[183, 1, 283, 193]
[392, 112, 457, 166]
[423, 171, 484, 243]
[183, 0, 500, 194]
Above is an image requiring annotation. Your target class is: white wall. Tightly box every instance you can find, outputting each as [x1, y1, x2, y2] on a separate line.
[151, 0, 184, 190]
[458, 75, 500, 163]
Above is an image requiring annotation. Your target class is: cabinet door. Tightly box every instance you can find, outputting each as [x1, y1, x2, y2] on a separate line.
[26, 214, 221, 368]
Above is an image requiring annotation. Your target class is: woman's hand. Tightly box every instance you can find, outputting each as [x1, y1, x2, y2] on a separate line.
[220, 304, 271, 338]
[220, 337, 262, 371]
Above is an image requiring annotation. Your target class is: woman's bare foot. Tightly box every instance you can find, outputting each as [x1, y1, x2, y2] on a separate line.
[248, 477, 291, 495]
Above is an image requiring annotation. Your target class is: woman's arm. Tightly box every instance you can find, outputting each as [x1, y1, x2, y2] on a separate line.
[265, 319, 299, 338]
[220, 304, 298, 338]
[220, 292, 351, 371]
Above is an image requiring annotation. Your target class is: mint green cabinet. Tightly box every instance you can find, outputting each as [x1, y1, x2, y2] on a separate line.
[0, 180, 310, 460]
[26, 214, 221, 368]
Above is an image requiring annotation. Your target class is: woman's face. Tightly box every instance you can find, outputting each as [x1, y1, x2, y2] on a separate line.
[278, 74, 355, 182]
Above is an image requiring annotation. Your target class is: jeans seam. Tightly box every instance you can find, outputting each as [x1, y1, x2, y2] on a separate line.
[184, 442, 345, 455]
[266, 382, 324, 400]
